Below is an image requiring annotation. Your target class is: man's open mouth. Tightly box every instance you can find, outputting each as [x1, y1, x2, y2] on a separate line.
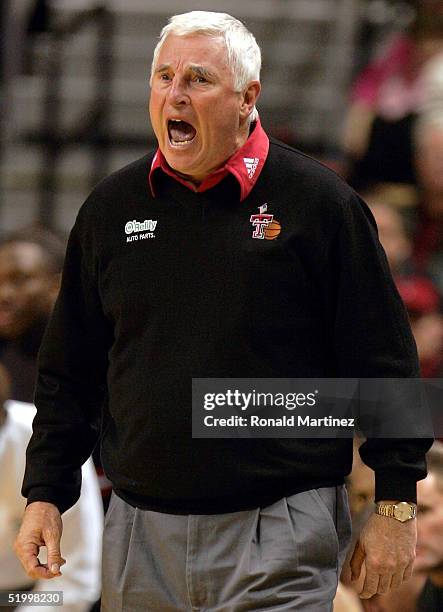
[168, 119, 197, 146]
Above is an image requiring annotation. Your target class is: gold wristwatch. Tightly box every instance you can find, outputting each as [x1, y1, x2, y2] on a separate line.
[375, 501, 417, 522]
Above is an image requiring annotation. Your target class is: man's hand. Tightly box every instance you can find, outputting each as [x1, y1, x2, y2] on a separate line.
[14, 501, 66, 580]
[350, 512, 416, 599]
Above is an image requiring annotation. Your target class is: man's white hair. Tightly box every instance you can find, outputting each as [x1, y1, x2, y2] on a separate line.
[150, 11, 261, 122]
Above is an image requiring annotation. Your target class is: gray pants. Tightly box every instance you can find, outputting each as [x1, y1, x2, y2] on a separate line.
[101, 486, 351, 611]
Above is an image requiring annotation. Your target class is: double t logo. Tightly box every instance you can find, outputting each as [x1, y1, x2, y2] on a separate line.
[249, 204, 274, 239]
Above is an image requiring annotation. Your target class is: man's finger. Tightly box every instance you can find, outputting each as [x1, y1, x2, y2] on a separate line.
[16, 541, 40, 574]
[360, 571, 380, 599]
[376, 573, 392, 594]
[23, 553, 66, 579]
[403, 560, 414, 581]
[19, 541, 62, 579]
[46, 555, 64, 576]
[27, 565, 59, 580]
[389, 570, 404, 591]
[21, 550, 40, 576]
[44, 527, 63, 575]
[350, 540, 365, 581]
[14, 501, 64, 581]
[20, 552, 56, 580]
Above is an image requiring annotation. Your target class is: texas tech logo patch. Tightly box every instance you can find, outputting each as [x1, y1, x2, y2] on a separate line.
[249, 204, 281, 240]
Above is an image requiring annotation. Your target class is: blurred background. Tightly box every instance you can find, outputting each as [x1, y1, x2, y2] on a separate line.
[0, 0, 436, 232]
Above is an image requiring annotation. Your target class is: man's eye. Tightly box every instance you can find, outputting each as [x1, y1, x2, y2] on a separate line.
[159, 73, 171, 81]
[193, 76, 207, 83]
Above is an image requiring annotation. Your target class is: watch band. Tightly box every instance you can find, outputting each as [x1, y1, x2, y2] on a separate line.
[376, 501, 417, 522]
[377, 503, 396, 518]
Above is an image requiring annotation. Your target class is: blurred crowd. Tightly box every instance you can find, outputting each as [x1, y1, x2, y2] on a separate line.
[342, 0, 443, 381]
[337, 1, 443, 610]
[0, 1, 443, 611]
[0, 229, 103, 612]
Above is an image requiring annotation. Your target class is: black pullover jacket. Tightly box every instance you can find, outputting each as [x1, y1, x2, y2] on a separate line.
[23, 138, 432, 514]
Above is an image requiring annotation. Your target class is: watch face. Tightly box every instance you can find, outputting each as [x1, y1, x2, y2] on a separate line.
[394, 502, 412, 522]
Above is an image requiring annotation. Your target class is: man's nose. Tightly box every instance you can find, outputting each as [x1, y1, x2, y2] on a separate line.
[168, 76, 190, 106]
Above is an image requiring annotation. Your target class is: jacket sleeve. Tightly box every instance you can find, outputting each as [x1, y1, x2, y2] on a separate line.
[22, 202, 112, 513]
[330, 192, 433, 502]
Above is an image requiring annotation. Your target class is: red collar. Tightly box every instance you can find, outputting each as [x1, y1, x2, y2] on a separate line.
[149, 117, 269, 201]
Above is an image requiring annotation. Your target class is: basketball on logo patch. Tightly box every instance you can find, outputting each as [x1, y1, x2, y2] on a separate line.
[264, 220, 281, 240]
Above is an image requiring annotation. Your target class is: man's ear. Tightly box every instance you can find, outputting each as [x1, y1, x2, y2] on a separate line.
[239, 81, 261, 121]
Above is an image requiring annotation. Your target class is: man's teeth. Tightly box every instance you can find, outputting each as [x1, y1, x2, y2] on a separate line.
[168, 119, 196, 145]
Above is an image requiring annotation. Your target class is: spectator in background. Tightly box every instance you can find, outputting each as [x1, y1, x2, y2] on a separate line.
[396, 276, 443, 377]
[0, 226, 112, 505]
[0, 364, 102, 612]
[369, 201, 413, 277]
[369, 200, 443, 377]
[414, 442, 443, 610]
[413, 113, 443, 295]
[344, 0, 443, 191]
[0, 226, 65, 403]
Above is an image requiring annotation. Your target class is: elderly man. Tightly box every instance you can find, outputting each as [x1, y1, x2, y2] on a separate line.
[15, 11, 431, 611]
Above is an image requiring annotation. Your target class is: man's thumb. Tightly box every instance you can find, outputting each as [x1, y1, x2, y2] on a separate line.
[46, 539, 64, 574]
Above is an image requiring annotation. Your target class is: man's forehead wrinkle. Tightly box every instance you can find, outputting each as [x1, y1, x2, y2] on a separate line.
[156, 35, 230, 71]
